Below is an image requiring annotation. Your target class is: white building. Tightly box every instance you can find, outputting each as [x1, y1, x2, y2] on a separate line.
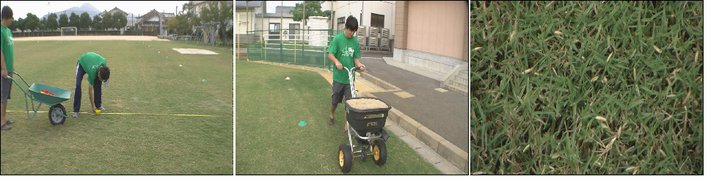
[253, 3, 302, 42]
[236, 1, 261, 35]
[320, 1, 396, 38]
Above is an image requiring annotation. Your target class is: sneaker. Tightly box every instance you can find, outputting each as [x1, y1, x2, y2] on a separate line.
[7, 120, 14, 124]
[328, 117, 334, 126]
[1, 123, 12, 131]
[72, 112, 79, 118]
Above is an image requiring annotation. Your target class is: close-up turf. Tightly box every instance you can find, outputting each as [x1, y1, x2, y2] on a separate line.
[471, 1, 703, 174]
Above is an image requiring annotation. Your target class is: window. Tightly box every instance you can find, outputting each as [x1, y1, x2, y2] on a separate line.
[337, 17, 345, 31]
[371, 13, 384, 28]
[269, 23, 280, 39]
[289, 23, 300, 40]
[337, 17, 345, 24]
[289, 23, 300, 34]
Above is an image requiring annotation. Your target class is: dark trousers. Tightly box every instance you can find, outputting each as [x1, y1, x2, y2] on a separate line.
[73, 63, 102, 113]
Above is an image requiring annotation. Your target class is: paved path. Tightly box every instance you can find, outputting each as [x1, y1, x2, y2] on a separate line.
[359, 53, 469, 150]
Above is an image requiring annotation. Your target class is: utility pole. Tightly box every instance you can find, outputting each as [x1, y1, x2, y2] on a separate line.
[280, 1, 284, 62]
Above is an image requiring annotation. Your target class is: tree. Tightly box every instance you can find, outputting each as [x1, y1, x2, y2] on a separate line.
[200, 1, 232, 45]
[14, 18, 25, 32]
[46, 13, 59, 30]
[102, 13, 114, 30]
[92, 14, 103, 30]
[59, 14, 69, 27]
[182, 2, 200, 29]
[167, 14, 192, 35]
[69, 12, 79, 27]
[79, 12, 91, 30]
[291, 1, 323, 25]
[23, 13, 41, 31]
[112, 12, 127, 30]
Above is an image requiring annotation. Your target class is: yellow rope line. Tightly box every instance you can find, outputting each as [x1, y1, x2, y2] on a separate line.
[7, 110, 224, 118]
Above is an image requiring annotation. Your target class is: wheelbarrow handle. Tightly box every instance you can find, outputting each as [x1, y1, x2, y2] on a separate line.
[7, 72, 33, 96]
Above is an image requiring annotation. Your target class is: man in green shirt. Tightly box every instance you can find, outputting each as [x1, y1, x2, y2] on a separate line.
[327, 15, 366, 129]
[1, 6, 14, 130]
[72, 52, 110, 118]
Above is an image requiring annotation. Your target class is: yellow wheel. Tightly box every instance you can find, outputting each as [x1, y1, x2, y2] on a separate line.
[372, 140, 387, 166]
[338, 144, 353, 173]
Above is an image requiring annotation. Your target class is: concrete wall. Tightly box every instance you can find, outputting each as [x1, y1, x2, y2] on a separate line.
[306, 16, 330, 47]
[405, 1, 467, 61]
[236, 9, 257, 35]
[393, 1, 469, 83]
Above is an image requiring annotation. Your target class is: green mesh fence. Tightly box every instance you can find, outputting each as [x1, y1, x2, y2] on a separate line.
[246, 29, 338, 69]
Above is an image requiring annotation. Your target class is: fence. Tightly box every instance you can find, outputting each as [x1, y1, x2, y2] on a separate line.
[11, 30, 157, 37]
[245, 29, 336, 69]
[11, 28, 232, 47]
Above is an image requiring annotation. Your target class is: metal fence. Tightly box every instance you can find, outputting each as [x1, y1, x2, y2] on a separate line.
[10, 28, 232, 47]
[11, 30, 157, 37]
[245, 29, 336, 69]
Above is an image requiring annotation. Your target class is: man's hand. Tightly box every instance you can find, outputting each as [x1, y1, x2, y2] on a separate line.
[1, 70, 7, 79]
[357, 64, 366, 72]
[334, 61, 343, 70]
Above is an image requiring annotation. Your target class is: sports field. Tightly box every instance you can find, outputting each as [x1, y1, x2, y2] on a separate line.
[234, 61, 441, 174]
[0, 38, 233, 174]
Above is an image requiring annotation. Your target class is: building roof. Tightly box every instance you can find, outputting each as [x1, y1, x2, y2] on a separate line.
[236, 1, 262, 8]
[138, 9, 175, 23]
[256, 6, 294, 18]
[99, 7, 128, 16]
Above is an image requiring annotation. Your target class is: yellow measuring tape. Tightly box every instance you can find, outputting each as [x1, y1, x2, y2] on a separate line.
[7, 110, 224, 118]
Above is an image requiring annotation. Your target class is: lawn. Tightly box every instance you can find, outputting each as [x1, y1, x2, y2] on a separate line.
[234, 61, 441, 174]
[0, 40, 233, 174]
[471, 2, 703, 174]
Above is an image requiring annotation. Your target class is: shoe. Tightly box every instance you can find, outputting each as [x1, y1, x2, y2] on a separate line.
[1, 123, 12, 131]
[328, 116, 334, 126]
[72, 112, 79, 118]
[7, 120, 14, 124]
[99, 106, 107, 112]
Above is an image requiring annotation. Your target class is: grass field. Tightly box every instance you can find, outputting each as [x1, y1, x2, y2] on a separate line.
[0, 40, 233, 174]
[471, 2, 703, 174]
[234, 61, 441, 174]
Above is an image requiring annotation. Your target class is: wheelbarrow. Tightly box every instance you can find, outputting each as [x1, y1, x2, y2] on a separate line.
[8, 72, 71, 125]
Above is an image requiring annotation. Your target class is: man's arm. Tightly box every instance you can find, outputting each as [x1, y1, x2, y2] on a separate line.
[88, 85, 96, 112]
[1, 48, 7, 79]
[328, 53, 343, 70]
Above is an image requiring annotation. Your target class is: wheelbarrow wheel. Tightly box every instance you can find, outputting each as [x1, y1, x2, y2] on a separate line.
[48, 104, 66, 125]
[372, 140, 387, 166]
[338, 144, 353, 173]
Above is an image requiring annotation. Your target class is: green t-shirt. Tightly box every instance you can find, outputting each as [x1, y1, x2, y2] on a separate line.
[77, 52, 107, 85]
[1, 25, 14, 72]
[327, 32, 361, 84]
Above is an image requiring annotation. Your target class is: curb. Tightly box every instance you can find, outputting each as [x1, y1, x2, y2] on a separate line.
[359, 69, 469, 172]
